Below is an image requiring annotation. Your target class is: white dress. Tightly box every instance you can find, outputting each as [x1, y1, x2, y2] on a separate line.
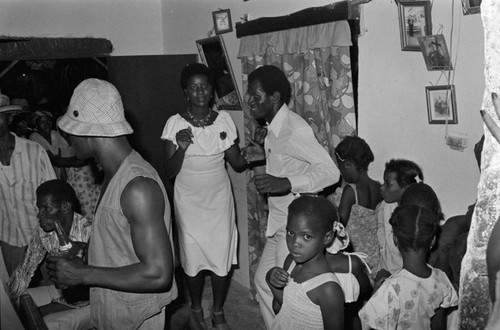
[161, 110, 238, 276]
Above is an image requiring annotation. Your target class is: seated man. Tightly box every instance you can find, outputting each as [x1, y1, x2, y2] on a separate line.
[8, 179, 91, 329]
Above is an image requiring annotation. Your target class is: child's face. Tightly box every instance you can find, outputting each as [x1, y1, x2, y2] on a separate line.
[381, 170, 405, 203]
[286, 213, 331, 264]
[336, 159, 356, 183]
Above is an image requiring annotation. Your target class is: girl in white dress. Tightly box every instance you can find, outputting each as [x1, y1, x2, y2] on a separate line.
[162, 63, 257, 330]
[266, 196, 345, 329]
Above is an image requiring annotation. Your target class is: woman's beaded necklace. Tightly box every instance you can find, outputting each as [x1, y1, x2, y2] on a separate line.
[186, 108, 211, 128]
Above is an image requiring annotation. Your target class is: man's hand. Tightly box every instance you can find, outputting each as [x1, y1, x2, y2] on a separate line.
[253, 126, 267, 145]
[254, 174, 291, 194]
[241, 139, 266, 163]
[266, 267, 289, 289]
[46, 256, 91, 288]
[481, 92, 500, 143]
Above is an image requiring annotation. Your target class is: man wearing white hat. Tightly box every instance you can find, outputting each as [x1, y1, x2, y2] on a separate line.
[0, 95, 57, 276]
[47, 79, 177, 329]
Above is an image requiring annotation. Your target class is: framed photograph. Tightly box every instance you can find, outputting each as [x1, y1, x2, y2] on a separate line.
[196, 35, 242, 110]
[418, 34, 453, 71]
[212, 9, 233, 35]
[462, 0, 481, 15]
[426, 85, 458, 124]
[397, 0, 432, 51]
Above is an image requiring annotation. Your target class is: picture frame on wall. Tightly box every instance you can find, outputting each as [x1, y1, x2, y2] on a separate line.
[397, 0, 432, 51]
[461, 0, 481, 15]
[418, 34, 453, 71]
[426, 85, 458, 124]
[212, 9, 233, 35]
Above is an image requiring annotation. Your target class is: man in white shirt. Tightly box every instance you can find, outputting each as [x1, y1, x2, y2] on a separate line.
[247, 65, 339, 328]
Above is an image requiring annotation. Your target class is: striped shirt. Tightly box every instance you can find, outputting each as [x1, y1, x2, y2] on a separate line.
[0, 134, 57, 246]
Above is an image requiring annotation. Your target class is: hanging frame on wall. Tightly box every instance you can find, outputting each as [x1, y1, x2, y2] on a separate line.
[426, 85, 458, 124]
[196, 35, 242, 110]
[397, 0, 432, 51]
[418, 34, 453, 71]
[461, 0, 481, 15]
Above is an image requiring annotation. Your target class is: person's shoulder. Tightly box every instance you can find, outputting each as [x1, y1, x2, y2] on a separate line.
[18, 134, 46, 150]
[123, 175, 163, 200]
[325, 252, 350, 272]
[286, 110, 311, 130]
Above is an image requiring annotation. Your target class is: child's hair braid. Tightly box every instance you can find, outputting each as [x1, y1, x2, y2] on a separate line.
[389, 204, 438, 252]
[400, 182, 444, 221]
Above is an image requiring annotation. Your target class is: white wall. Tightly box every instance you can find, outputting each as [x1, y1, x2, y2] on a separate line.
[0, 0, 164, 55]
[359, 0, 484, 218]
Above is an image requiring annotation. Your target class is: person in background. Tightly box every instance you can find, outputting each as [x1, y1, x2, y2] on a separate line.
[29, 110, 69, 179]
[0, 106, 57, 276]
[57, 124, 102, 220]
[325, 216, 372, 330]
[47, 78, 177, 330]
[375, 159, 423, 289]
[9, 112, 33, 138]
[247, 65, 339, 329]
[333, 135, 382, 273]
[359, 205, 458, 330]
[8, 179, 91, 329]
[482, 92, 500, 329]
[266, 196, 345, 329]
[162, 63, 261, 330]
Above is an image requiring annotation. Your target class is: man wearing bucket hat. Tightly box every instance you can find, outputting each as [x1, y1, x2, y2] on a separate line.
[0, 93, 57, 276]
[47, 78, 177, 329]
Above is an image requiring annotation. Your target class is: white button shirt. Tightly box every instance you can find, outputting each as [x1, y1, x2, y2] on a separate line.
[264, 104, 339, 236]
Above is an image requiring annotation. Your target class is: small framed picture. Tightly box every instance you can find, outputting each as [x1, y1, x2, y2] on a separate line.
[397, 0, 432, 51]
[418, 34, 453, 71]
[462, 0, 481, 15]
[426, 85, 458, 124]
[212, 9, 233, 35]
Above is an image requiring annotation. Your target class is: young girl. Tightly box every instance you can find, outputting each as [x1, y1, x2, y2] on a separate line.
[334, 136, 382, 271]
[376, 159, 423, 284]
[359, 205, 458, 330]
[266, 196, 345, 329]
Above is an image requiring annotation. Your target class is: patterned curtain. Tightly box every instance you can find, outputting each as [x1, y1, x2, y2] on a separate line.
[237, 21, 357, 295]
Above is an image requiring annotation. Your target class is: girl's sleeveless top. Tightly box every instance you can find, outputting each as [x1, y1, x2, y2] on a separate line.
[271, 261, 340, 330]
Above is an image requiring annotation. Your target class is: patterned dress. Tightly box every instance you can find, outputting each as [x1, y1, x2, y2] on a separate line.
[459, 1, 500, 328]
[359, 267, 458, 330]
[344, 184, 380, 272]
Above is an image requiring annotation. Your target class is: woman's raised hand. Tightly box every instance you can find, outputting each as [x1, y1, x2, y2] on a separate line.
[481, 93, 500, 143]
[176, 126, 194, 150]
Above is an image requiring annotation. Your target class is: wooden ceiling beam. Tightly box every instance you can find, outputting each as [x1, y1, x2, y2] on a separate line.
[0, 37, 113, 61]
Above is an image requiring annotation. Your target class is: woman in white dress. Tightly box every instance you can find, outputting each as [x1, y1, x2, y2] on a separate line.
[162, 63, 258, 330]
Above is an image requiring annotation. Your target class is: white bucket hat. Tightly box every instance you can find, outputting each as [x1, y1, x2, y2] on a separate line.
[57, 78, 133, 137]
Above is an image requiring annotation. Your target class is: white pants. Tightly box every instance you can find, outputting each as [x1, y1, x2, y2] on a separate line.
[254, 226, 289, 329]
[27, 285, 91, 330]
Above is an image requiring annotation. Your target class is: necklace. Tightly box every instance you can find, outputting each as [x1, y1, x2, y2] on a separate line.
[186, 108, 211, 128]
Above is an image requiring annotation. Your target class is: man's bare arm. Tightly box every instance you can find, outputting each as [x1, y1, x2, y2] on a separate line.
[48, 177, 174, 293]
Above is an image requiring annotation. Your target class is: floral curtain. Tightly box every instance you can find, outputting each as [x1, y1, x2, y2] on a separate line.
[237, 21, 356, 296]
